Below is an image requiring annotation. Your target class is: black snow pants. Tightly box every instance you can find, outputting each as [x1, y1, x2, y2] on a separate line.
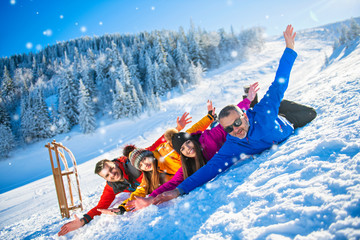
[279, 100, 317, 129]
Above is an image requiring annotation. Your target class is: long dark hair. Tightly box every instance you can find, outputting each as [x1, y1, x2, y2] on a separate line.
[180, 139, 206, 179]
[142, 156, 165, 194]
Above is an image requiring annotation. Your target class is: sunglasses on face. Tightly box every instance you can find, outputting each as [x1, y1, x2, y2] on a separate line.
[224, 117, 242, 133]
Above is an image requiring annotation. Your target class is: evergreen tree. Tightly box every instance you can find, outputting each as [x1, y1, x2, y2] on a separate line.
[350, 18, 360, 40]
[0, 124, 15, 158]
[144, 53, 156, 94]
[20, 92, 33, 143]
[78, 80, 96, 134]
[0, 104, 11, 128]
[57, 60, 79, 127]
[154, 39, 172, 92]
[0, 66, 17, 112]
[31, 86, 53, 139]
[339, 25, 349, 45]
[112, 79, 128, 119]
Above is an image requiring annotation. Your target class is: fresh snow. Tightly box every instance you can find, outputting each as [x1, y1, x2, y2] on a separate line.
[1, 23, 360, 240]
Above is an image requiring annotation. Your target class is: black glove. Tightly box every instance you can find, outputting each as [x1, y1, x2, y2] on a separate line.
[114, 206, 127, 215]
[208, 110, 217, 121]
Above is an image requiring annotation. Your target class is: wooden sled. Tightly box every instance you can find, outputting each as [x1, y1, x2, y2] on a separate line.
[45, 140, 83, 218]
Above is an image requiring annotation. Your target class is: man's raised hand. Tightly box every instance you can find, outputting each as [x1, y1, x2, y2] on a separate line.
[283, 24, 296, 50]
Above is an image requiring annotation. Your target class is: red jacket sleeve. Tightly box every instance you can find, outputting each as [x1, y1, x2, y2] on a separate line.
[146, 134, 166, 151]
[82, 184, 116, 223]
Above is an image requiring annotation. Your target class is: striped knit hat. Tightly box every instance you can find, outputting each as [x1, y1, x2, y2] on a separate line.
[129, 148, 153, 170]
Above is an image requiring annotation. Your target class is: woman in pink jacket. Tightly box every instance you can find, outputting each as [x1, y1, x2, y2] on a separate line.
[126, 82, 258, 211]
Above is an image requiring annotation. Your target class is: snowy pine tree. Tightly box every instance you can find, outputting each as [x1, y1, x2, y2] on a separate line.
[78, 80, 96, 134]
[57, 60, 79, 127]
[112, 79, 128, 119]
[1, 66, 18, 112]
[0, 124, 15, 158]
[0, 104, 11, 128]
[31, 86, 53, 139]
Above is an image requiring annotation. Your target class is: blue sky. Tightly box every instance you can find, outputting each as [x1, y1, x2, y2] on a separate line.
[0, 0, 359, 58]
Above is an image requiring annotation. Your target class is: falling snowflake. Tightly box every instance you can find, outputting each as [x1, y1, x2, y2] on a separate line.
[278, 77, 285, 84]
[183, 202, 190, 209]
[231, 51, 238, 58]
[60, 15, 64, 19]
[36, 44, 42, 51]
[43, 29, 53, 36]
[100, 128, 106, 135]
[26, 42, 33, 49]
[50, 125, 57, 132]
[267, 110, 271, 114]
[99, 21, 103, 26]
[13, 114, 19, 121]
[10, 0, 15, 5]
[151, 6, 155, 10]
[80, 26, 87, 33]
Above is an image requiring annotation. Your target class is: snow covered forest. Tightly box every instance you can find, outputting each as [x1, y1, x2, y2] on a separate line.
[0, 24, 264, 158]
[1, 16, 359, 239]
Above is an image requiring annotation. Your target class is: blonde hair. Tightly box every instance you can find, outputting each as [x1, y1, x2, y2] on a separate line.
[164, 128, 179, 143]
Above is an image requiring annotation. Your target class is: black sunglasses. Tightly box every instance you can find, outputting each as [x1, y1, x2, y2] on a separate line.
[224, 118, 242, 133]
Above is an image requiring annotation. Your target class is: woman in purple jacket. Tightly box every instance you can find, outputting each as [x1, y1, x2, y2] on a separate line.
[126, 83, 258, 211]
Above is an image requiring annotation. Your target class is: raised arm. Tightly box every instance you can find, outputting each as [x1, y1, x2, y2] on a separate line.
[252, 25, 297, 125]
[146, 112, 192, 151]
[237, 82, 259, 110]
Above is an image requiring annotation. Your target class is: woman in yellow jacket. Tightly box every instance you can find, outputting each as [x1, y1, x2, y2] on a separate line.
[98, 102, 215, 215]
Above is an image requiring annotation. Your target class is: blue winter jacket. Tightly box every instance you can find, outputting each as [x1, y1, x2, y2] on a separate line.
[177, 48, 298, 195]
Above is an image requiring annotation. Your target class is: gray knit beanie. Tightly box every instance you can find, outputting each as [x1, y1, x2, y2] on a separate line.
[129, 148, 153, 170]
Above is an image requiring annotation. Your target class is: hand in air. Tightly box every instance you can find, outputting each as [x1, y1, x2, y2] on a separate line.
[247, 82, 260, 102]
[207, 100, 216, 116]
[126, 196, 154, 212]
[283, 24, 296, 50]
[177, 112, 192, 131]
[153, 189, 180, 205]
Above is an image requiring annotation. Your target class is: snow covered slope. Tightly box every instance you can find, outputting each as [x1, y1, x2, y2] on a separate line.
[0, 24, 359, 240]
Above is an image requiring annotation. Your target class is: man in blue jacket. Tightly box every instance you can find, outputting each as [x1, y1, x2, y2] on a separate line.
[153, 25, 316, 203]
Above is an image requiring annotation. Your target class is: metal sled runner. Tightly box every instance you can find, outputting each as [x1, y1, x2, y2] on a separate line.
[45, 140, 83, 218]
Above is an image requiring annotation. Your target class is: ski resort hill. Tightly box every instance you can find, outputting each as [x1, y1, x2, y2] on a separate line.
[0, 21, 359, 239]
